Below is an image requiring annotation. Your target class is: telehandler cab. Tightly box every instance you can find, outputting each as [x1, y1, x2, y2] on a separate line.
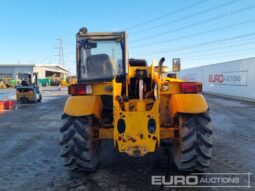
[59, 27, 212, 172]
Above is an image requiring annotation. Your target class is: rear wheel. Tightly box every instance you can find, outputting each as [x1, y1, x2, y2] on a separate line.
[59, 115, 100, 171]
[173, 113, 213, 171]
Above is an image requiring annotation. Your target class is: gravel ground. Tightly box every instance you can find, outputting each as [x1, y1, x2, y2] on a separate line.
[0, 90, 254, 191]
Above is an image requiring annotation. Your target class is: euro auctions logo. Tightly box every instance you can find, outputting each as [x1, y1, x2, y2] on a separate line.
[151, 173, 252, 188]
[209, 74, 224, 83]
[208, 74, 242, 83]
[208, 71, 247, 86]
[152, 175, 198, 186]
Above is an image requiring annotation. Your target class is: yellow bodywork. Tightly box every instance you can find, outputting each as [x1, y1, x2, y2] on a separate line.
[112, 75, 160, 156]
[170, 94, 208, 118]
[63, 29, 211, 159]
[98, 126, 175, 140]
[63, 82, 113, 118]
[114, 99, 160, 156]
[64, 96, 102, 118]
[16, 89, 36, 102]
[64, 64, 208, 156]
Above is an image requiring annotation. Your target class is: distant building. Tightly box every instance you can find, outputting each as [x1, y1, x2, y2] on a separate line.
[0, 64, 70, 85]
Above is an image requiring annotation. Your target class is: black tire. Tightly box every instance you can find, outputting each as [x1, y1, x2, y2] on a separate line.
[173, 113, 213, 171]
[59, 114, 100, 172]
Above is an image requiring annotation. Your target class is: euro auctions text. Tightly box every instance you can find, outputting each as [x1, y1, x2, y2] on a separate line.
[151, 173, 252, 188]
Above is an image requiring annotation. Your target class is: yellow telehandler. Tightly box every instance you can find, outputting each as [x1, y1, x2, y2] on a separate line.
[59, 27, 212, 172]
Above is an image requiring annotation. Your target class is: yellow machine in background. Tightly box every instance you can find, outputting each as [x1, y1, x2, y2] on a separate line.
[0, 77, 13, 88]
[16, 73, 42, 103]
[0, 82, 7, 89]
[60, 79, 69, 87]
[60, 76, 77, 87]
[68, 76, 77, 85]
[59, 28, 212, 172]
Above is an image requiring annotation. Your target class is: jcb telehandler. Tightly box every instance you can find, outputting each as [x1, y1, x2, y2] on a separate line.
[60, 28, 212, 172]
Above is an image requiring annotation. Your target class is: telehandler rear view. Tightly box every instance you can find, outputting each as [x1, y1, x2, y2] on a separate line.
[59, 27, 212, 172]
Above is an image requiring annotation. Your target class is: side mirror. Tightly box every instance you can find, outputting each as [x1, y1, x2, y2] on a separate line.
[172, 58, 181, 72]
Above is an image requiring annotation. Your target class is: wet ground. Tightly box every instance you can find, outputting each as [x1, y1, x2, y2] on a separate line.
[0, 88, 16, 100]
[0, 87, 67, 102]
[0, 89, 254, 191]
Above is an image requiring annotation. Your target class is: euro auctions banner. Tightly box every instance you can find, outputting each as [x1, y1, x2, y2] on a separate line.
[208, 71, 248, 86]
[179, 57, 255, 101]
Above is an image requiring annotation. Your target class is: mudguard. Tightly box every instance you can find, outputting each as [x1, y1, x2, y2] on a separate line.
[170, 94, 208, 118]
[64, 95, 102, 118]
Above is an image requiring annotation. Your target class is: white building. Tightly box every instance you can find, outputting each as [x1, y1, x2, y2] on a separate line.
[0, 64, 70, 81]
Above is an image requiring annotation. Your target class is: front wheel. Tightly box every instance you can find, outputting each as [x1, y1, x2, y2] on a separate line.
[173, 113, 213, 171]
[59, 115, 100, 172]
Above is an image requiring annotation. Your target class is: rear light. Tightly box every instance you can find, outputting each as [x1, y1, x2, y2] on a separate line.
[68, 84, 92, 95]
[180, 82, 202, 93]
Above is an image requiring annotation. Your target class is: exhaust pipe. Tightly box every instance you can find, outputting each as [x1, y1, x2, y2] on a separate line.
[158, 57, 165, 80]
